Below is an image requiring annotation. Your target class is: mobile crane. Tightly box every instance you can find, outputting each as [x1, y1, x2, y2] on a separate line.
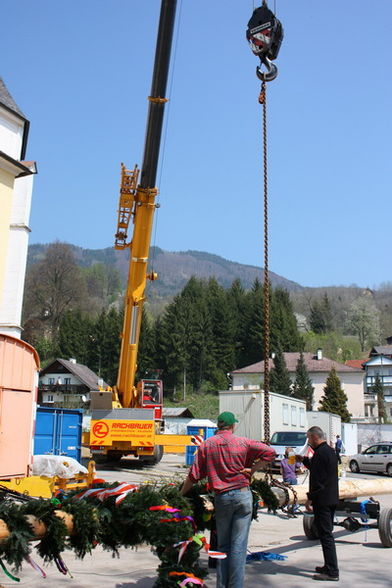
[88, 0, 192, 464]
[87, 0, 285, 464]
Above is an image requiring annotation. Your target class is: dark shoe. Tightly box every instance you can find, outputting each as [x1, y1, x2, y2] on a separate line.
[315, 566, 327, 574]
[313, 573, 339, 581]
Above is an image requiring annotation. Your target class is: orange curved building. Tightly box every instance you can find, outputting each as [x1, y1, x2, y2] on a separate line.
[0, 334, 39, 478]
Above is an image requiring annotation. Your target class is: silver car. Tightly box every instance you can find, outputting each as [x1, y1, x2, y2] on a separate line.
[349, 442, 392, 476]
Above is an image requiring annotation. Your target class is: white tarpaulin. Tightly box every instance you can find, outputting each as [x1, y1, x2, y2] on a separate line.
[32, 455, 88, 478]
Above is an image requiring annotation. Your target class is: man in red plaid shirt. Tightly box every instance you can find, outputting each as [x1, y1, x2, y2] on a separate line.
[181, 411, 275, 588]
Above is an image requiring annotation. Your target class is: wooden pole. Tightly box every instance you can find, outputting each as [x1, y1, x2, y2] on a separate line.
[271, 478, 392, 506]
[0, 511, 74, 542]
[0, 479, 391, 541]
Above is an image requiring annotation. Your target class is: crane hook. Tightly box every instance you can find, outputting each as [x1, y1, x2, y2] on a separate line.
[256, 56, 278, 82]
[247, 3, 284, 82]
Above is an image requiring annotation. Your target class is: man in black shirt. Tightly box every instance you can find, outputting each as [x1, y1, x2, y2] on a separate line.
[298, 426, 339, 581]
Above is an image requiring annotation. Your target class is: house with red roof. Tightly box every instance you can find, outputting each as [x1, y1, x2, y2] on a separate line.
[231, 350, 365, 420]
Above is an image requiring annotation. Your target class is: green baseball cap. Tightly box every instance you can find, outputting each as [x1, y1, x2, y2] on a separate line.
[217, 411, 239, 426]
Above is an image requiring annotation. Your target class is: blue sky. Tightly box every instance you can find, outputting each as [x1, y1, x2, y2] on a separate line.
[2, 1, 391, 288]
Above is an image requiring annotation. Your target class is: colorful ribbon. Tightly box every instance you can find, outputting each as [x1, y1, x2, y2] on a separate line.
[0, 558, 20, 582]
[55, 555, 68, 575]
[159, 513, 197, 531]
[75, 483, 138, 505]
[25, 555, 47, 578]
[149, 505, 181, 513]
[169, 571, 205, 586]
[173, 533, 226, 563]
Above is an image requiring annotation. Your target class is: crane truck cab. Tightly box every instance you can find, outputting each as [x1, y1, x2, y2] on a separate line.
[139, 379, 163, 421]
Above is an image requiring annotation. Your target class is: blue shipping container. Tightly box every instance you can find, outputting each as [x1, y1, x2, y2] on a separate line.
[34, 407, 83, 462]
[186, 424, 216, 466]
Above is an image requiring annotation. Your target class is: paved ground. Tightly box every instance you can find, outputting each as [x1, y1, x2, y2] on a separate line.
[3, 455, 392, 587]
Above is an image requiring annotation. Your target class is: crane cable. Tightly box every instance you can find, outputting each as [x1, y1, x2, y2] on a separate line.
[259, 81, 271, 444]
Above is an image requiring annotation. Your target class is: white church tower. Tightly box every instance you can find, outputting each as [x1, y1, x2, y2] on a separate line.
[0, 78, 36, 338]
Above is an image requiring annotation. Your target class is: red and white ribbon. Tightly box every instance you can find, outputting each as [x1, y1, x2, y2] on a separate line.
[75, 483, 138, 504]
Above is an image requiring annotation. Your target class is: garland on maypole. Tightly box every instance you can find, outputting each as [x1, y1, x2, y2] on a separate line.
[0, 478, 278, 587]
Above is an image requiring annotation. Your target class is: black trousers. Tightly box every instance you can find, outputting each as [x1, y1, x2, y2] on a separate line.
[335, 449, 341, 464]
[313, 503, 339, 577]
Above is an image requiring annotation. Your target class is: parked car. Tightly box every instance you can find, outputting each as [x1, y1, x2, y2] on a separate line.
[269, 430, 308, 470]
[349, 443, 392, 476]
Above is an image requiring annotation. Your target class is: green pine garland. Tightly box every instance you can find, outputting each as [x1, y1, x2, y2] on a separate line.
[0, 501, 35, 570]
[23, 500, 67, 563]
[0, 477, 277, 586]
[251, 479, 279, 512]
[62, 500, 100, 558]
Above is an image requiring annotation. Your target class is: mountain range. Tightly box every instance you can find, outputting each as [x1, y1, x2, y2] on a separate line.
[27, 243, 304, 301]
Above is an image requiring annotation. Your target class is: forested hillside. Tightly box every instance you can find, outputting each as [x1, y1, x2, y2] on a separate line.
[23, 243, 301, 392]
[23, 242, 392, 394]
[27, 243, 302, 315]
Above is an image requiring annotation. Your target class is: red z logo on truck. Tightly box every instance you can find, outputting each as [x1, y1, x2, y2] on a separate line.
[93, 421, 109, 438]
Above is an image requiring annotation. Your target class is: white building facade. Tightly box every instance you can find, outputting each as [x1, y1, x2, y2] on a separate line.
[363, 355, 392, 422]
[231, 351, 365, 420]
[0, 78, 36, 338]
[39, 358, 106, 408]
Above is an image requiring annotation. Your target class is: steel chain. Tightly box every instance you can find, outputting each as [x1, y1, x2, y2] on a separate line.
[268, 474, 299, 514]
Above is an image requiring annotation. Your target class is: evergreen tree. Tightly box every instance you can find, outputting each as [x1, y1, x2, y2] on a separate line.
[58, 310, 92, 364]
[155, 295, 190, 390]
[270, 347, 292, 396]
[137, 307, 156, 379]
[309, 301, 327, 334]
[155, 277, 216, 391]
[187, 290, 215, 391]
[241, 279, 264, 366]
[86, 308, 122, 384]
[227, 279, 247, 367]
[292, 352, 314, 410]
[236, 282, 302, 369]
[373, 374, 387, 424]
[207, 278, 236, 383]
[270, 288, 303, 351]
[318, 367, 351, 422]
[322, 294, 333, 332]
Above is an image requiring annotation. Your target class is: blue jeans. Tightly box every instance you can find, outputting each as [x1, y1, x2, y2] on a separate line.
[214, 487, 253, 588]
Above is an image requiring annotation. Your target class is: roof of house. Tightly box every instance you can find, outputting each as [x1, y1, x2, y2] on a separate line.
[0, 77, 25, 119]
[232, 352, 362, 374]
[345, 359, 366, 369]
[40, 358, 108, 390]
[363, 355, 392, 367]
[162, 407, 195, 418]
[370, 346, 392, 357]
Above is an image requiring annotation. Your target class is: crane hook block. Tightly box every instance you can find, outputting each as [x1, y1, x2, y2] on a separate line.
[246, 4, 284, 82]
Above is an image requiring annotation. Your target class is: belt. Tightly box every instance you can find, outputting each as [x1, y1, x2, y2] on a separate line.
[215, 486, 250, 495]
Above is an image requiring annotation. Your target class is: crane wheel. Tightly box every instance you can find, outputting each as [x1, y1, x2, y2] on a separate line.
[303, 514, 319, 540]
[139, 445, 163, 466]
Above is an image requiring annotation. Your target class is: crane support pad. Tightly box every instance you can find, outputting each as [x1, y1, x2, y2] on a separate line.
[154, 434, 194, 446]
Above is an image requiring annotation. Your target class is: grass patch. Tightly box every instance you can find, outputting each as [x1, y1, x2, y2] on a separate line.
[164, 391, 219, 421]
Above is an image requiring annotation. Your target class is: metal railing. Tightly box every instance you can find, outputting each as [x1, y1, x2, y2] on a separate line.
[39, 384, 88, 394]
